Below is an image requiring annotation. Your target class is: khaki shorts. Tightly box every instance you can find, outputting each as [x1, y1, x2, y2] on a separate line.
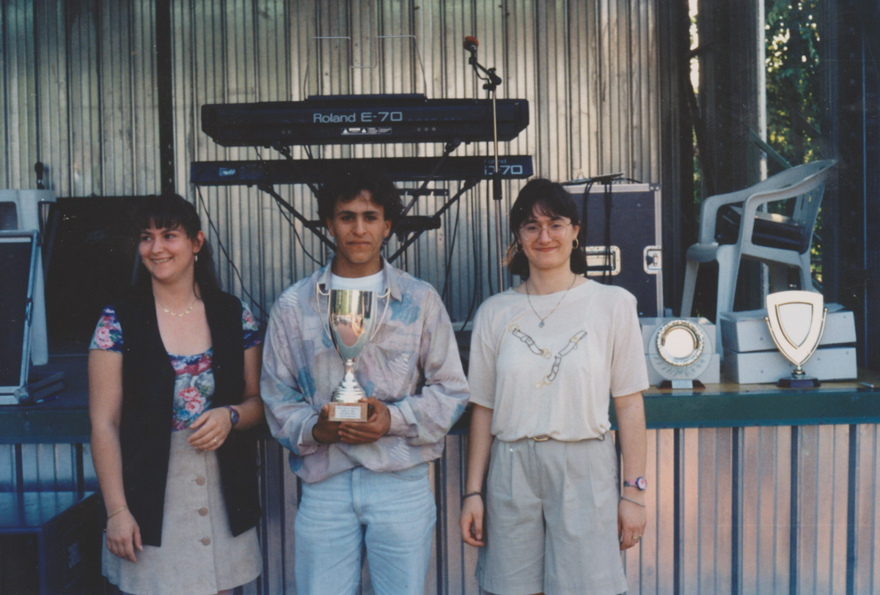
[477, 435, 628, 595]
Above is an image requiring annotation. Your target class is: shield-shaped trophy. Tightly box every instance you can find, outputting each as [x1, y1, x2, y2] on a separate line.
[316, 286, 389, 422]
[764, 290, 827, 388]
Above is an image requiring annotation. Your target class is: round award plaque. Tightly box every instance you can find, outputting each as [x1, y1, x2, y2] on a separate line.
[648, 319, 712, 381]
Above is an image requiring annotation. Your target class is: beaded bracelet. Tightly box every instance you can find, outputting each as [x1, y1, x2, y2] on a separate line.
[462, 491, 483, 501]
[619, 496, 646, 508]
[107, 505, 129, 520]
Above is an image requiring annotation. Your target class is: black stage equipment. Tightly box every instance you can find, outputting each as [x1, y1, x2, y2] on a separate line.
[198, 91, 531, 267]
[562, 181, 664, 317]
[0, 231, 39, 403]
[201, 94, 529, 148]
[190, 156, 533, 187]
[43, 197, 142, 351]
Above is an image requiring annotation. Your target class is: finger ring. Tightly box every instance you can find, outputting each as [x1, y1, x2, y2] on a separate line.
[212, 438, 218, 444]
[634, 535, 641, 543]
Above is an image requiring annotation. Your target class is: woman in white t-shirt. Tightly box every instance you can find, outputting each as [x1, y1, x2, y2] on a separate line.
[459, 178, 649, 595]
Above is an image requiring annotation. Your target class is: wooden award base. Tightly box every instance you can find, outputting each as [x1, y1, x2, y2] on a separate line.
[328, 402, 369, 423]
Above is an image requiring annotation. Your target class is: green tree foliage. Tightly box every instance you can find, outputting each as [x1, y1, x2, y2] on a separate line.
[765, 0, 824, 284]
[765, 0, 823, 167]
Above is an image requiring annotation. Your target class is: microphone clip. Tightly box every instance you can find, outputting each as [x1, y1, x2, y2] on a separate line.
[463, 36, 502, 92]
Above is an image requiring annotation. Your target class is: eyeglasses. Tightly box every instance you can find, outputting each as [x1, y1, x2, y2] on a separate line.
[518, 221, 572, 241]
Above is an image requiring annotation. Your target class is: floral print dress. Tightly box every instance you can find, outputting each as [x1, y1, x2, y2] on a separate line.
[90, 303, 261, 429]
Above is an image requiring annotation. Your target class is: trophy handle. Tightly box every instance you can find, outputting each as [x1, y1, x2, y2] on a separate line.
[370, 287, 392, 341]
[315, 282, 333, 341]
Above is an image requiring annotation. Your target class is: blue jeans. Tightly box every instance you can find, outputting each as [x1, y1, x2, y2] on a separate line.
[294, 463, 437, 595]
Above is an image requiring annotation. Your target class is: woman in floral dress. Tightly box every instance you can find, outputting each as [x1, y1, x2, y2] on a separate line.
[89, 194, 264, 595]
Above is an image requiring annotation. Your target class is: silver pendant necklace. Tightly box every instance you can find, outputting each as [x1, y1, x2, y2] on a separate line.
[525, 274, 578, 328]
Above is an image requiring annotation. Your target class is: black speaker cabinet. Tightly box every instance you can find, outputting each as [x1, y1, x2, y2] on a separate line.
[564, 182, 663, 317]
[44, 197, 142, 351]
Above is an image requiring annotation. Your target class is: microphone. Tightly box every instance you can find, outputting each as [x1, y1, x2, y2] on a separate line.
[463, 36, 479, 55]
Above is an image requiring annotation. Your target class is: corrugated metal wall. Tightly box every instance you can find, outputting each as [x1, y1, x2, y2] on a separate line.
[1, 0, 663, 323]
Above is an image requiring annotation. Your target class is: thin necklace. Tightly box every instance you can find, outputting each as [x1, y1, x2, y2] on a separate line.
[525, 274, 578, 328]
[155, 296, 198, 318]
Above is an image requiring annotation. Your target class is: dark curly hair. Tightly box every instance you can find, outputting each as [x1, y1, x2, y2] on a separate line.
[131, 194, 220, 296]
[317, 165, 403, 226]
[506, 178, 587, 280]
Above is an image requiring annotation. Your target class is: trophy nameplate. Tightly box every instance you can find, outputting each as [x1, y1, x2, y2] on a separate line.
[328, 402, 368, 423]
[764, 290, 827, 388]
[317, 285, 390, 422]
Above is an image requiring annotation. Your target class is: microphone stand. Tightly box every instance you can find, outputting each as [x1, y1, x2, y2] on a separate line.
[467, 49, 505, 294]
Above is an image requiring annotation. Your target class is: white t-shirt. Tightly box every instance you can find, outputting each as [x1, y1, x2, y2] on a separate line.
[330, 270, 386, 294]
[468, 279, 649, 441]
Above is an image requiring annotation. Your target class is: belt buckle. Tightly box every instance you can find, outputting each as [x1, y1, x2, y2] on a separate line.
[531, 435, 551, 442]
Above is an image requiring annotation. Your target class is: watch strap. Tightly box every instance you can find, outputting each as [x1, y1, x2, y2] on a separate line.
[623, 477, 648, 491]
[225, 405, 240, 426]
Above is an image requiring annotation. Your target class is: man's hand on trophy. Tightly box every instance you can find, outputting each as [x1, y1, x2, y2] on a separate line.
[339, 398, 391, 444]
[312, 405, 343, 444]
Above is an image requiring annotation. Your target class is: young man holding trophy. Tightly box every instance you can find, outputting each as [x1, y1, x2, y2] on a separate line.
[261, 167, 469, 594]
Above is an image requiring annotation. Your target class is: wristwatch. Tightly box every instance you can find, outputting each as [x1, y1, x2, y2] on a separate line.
[623, 477, 648, 491]
[225, 405, 240, 427]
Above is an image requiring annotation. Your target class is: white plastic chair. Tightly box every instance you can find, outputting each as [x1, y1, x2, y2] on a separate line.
[680, 160, 836, 350]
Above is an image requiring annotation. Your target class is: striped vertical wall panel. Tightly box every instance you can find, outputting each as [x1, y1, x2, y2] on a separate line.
[796, 425, 850, 594]
[854, 424, 880, 595]
[197, 0, 662, 318]
[0, 424, 873, 593]
[0, 0, 666, 324]
[739, 425, 792, 594]
[623, 428, 676, 594]
[678, 427, 735, 594]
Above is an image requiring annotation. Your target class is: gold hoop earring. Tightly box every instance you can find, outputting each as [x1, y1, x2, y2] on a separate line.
[572, 238, 579, 249]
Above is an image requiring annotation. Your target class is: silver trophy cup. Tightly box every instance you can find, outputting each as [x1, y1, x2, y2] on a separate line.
[317, 286, 389, 421]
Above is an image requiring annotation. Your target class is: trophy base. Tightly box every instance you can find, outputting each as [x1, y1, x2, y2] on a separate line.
[329, 401, 369, 423]
[658, 379, 705, 390]
[777, 376, 821, 388]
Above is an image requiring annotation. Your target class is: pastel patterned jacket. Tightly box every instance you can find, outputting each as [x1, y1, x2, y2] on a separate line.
[261, 259, 469, 483]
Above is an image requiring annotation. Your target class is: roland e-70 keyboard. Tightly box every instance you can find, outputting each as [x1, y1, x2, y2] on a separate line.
[201, 94, 529, 147]
[190, 156, 534, 187]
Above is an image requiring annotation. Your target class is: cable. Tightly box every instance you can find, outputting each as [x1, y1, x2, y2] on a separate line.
[269, 191, 324, 267]
[441, 183, 463, 302]
[194, 186, 270, 321]
[484, 188, 495, 296]
[253, 147, 324, 267]
[456, 190, 483, 343]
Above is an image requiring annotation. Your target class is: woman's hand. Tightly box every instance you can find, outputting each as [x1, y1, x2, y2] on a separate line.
[188, 407, 234, 451]
[618, 498, 647, 550]
[105, 509, 142, 562]
[460, 494, 486, 547]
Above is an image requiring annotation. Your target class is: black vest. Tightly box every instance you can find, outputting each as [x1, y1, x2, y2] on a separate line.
[113, 289, 261, 546]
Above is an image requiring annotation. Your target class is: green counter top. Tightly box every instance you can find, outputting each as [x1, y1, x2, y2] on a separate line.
[3, 357, 879, 444]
